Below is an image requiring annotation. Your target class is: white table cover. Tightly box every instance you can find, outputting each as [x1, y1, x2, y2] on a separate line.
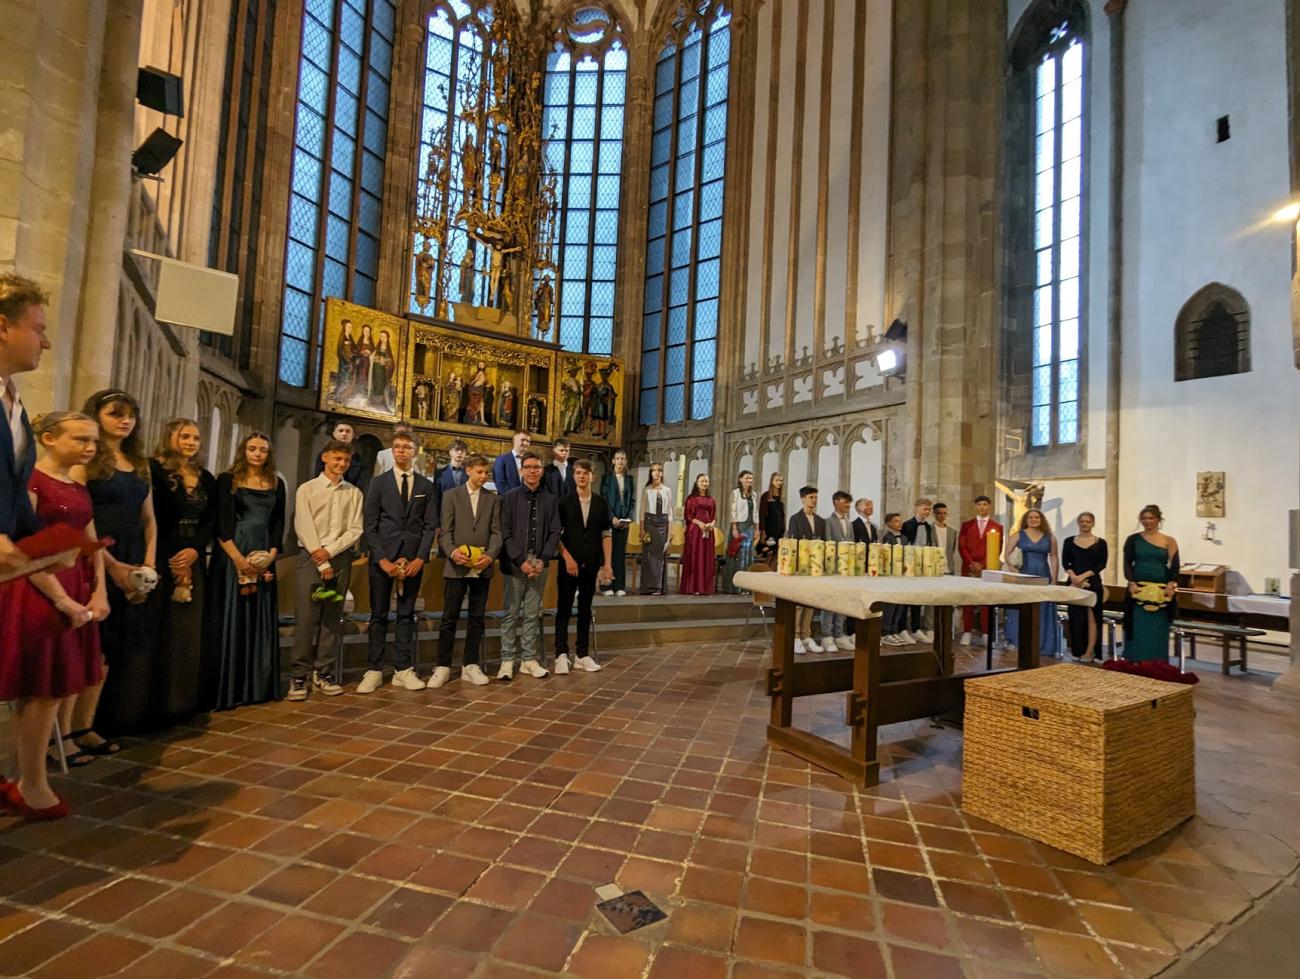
[733, 571, 1096, 620]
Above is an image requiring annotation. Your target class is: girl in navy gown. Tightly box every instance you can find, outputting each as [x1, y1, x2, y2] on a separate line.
[151, 418, 216, 722]
[1004, 508, 1060, 657]
[207, 432, 284, 710]
[0, 412, 108, 818]
[78, 389, 157, 739]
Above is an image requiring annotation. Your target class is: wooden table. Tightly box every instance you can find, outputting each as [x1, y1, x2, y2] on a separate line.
[733, 573, 1096, 788]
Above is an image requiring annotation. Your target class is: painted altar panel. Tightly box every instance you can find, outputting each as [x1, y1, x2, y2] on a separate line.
[556, 353, 623, 447]
[405, 321, 555, 439]
[319, 299, 408, 422]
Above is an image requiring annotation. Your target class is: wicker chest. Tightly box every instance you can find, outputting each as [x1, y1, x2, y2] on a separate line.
[962, 664, 1195, 865]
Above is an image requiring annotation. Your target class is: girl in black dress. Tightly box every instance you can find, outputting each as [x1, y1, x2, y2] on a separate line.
[756, 473, 785, 565]
[76, 389, 157, 739]
[1062, 511, 1108, 662]
[150, 418, 216, 722]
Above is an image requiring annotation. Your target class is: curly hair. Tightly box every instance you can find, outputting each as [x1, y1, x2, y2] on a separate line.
[0, 273, 49, 322]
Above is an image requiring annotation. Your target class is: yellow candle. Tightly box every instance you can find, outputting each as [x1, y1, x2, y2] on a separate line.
[986, 529, 1001, 571]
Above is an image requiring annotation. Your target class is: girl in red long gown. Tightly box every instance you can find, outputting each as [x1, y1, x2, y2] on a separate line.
[680, 474, 718, 596]
[0, 412, 107, 819]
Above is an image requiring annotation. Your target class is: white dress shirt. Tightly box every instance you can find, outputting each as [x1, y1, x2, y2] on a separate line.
[468, 485, 481, 518]
[294, 472, 363, 557]
[374, 447, 425, 478]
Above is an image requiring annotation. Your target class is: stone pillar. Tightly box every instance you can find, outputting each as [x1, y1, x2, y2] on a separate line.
[1103, 0, 1128, 581]
[71, 0, 144, 409]
[886, 0, 1004, 515]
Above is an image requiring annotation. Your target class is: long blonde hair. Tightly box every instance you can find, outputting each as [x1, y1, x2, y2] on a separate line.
[154, 417, 202, 491]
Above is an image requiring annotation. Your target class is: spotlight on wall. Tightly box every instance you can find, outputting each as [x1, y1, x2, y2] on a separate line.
[875, 318, 908, 376]
[136, 66, 185, 117]
[132, 128, 183, 177]
[1270, 201, 1300, 223]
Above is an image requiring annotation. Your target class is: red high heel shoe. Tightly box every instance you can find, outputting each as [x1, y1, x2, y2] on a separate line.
[3, 783, 70, 820]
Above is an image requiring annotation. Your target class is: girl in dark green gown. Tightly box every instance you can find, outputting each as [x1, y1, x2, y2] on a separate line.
[1122, 504, 1180, 662]
[207, 432, 284, 710]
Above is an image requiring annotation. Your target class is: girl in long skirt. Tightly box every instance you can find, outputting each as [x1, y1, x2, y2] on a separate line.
[680, 474, 717, 596]
[723, 470, 756, 592]
[638, 463, 671, 596]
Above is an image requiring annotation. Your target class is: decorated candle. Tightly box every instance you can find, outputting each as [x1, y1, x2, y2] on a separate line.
[777, 538, 793, 575]
[797, 539, 812, 575]
[986, 528, 1001, 571]
[867, 543, 882, 576]
[854, 542, 867, 576]
[836, 540, 853, 576]
[891, 543, 904, 576]
[808, 540, 825, 577]
[903, 545, 917, 577]
[921, 546, 938, 577]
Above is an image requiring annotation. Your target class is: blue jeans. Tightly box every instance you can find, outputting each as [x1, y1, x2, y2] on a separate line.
[501, 571, 545, 664]
[821, 610, 847, 639]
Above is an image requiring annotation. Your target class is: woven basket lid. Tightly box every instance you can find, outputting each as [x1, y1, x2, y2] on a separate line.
[965, 664, 1193, 712]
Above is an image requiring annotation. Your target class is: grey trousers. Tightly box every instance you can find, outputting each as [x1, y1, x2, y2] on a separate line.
[501, 571, 545, 665]
[291, 550, 353, 679]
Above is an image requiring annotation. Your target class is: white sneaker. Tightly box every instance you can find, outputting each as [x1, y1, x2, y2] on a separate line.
[919, 630, 934, 643]
[793, 638, 807, 655]
[427, 666, 452, 689]
[356, 669, 384, 694]
[555, 654, 571, 675]
[896, 630, 915, 644]
[463, 664, 490, 686]
[959, 632, 972, 646]
[601, 589, 615, 597]
[885, 634, 905, 646]
[1081, 652, 1096, 664]
[576, 656, 602, 672]
[821, 637, 838, 654]
[497, 661, 515, 681]
[835, 636, 855, 651]
[392, 668, 425, 691]
[519, 659, 548, 678]
[615, 590, 627, 597]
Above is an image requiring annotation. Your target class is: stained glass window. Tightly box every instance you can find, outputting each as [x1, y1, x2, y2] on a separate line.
[280, 0, 395, 387]
[1029, 23, 1084, 446]
[410, 2, 491, 315]
[640, 2, 730, 426]
[539, 8, 627, 355]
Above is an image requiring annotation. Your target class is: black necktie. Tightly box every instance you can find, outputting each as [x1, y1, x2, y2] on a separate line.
[401, 472, 410, 504]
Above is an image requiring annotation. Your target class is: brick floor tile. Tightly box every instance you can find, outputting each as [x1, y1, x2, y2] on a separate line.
[495, 912, 584, 972]
[734, 916, 806, 966]
[887, 944, 967, 979]
[647, 945, 729, 979]
[811, 931, 888, 978]
[568, 934, 652, 978]
[666, 902, 737, 951]
[303, 930, 411, 979]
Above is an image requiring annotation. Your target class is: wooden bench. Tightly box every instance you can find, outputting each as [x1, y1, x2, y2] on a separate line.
[1172, 619, 1266, 675]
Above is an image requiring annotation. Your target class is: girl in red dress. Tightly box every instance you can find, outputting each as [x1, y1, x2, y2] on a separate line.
[0, 412, 107, 819]
[680, 474, 718, 596]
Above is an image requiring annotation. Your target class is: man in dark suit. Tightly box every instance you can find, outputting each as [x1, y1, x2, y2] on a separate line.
[786, 486, 826, 654]
[314, 419, 371, 494]
[901, 498, 935, 641]
[433, 454, 502, 688]
[852, 497, 878, 544]
[554, 459, 613, 675]
[359, 431, 437, 694]
[543, 437, 576, 498]
[431, 437, 468, 535]
[492, 430, 531, 493]
[0, 274, 47, 575]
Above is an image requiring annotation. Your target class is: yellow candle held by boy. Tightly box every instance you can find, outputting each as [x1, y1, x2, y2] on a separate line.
[985, 528, 1001, 571]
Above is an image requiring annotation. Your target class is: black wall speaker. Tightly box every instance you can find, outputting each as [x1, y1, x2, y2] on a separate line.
[137, 66, 185, 117]
[132, 129, 184, 176]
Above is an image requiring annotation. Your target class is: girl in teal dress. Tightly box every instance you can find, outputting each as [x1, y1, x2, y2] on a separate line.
[1004, 508, 1060, 656]
[1123, 504, 1180, 662]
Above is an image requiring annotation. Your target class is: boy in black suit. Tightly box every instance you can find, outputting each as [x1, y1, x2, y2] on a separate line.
[359, 431, 437, 693]
[786, 486, 826, 655]
[554, 459, 614, 674]
[543, 437, 576, 497]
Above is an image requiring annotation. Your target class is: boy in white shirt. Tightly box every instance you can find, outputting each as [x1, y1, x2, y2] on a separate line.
[289, 439, 364, 701]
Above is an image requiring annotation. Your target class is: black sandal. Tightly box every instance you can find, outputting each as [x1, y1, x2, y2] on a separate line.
[68, 728, 121, 756]
[48, 736, 94, 768]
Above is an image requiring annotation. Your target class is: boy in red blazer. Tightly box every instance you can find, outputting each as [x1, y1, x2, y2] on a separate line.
[957, 495, 1002, 645]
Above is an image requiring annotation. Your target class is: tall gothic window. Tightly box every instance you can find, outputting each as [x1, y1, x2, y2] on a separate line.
[1024, 12, 1085, 446]
[411, 3, 488, 314]
[280, 0, 395, 387]
[540, 7, 627, 355]
[640, 2, 731, 426]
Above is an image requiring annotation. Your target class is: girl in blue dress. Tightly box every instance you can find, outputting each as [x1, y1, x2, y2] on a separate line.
[1004, 508, 1060, 657]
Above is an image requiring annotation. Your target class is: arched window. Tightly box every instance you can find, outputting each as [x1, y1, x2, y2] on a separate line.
[410, 1, 496, 315]
[280, 0, 396, 387]
[640, 1, 731, 426]
[1175, 283, 1251, 381]
[1009, 1, 1087, 448]
[541, 6, 627, 355]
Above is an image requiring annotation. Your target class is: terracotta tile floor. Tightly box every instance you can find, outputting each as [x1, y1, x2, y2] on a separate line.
[3, 638, 1299, 978]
